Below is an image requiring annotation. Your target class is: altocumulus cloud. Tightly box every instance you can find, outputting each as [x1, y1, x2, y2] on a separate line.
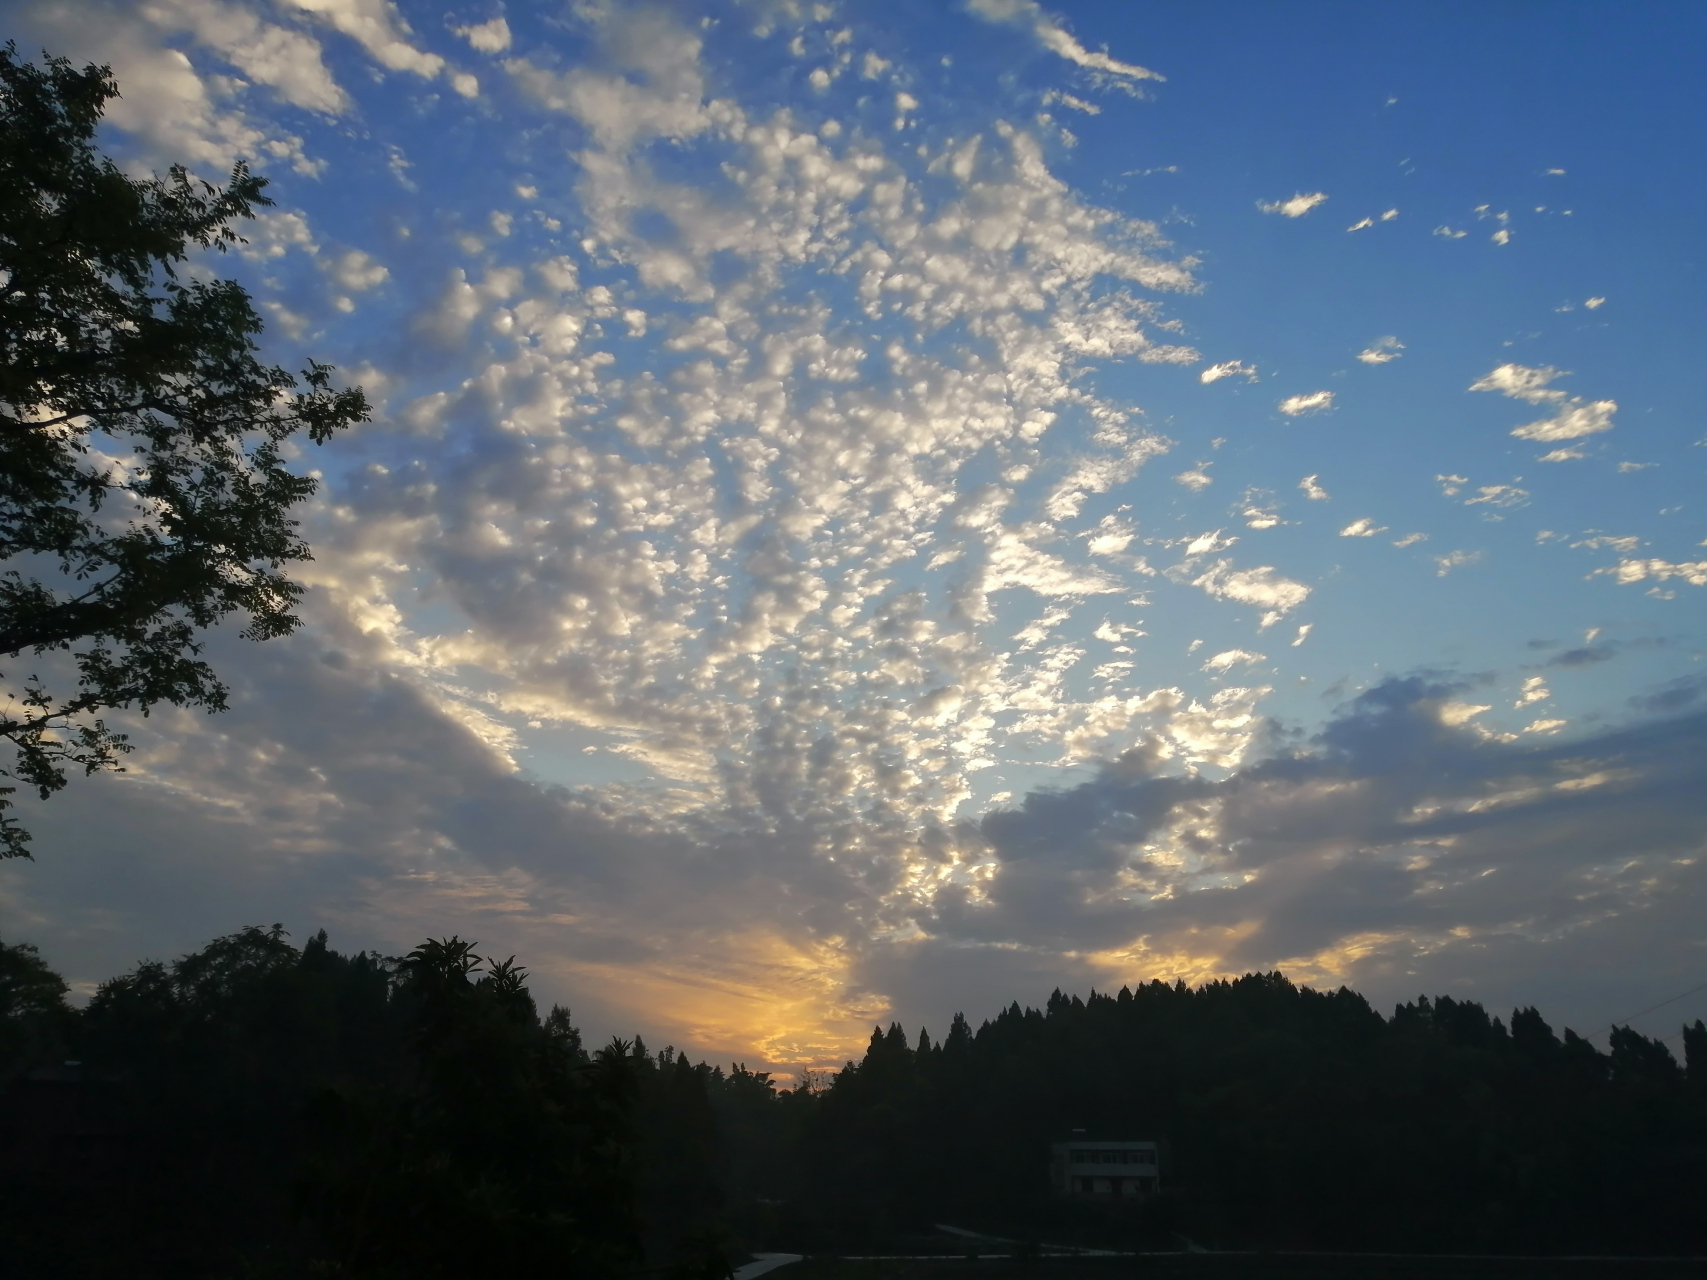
[3, 0, 1704, 1073]
[0, 0, 1216, 1067]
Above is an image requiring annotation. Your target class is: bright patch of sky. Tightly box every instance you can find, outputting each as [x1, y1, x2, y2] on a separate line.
[3, 0, 1704, 1074]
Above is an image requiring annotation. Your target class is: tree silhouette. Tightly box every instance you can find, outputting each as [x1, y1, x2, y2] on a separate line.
[4, 928, 1705, 1270]
[300, 938, 641, 1278]
[0, 46, 367, 857]
[0, 933, 71, 1076]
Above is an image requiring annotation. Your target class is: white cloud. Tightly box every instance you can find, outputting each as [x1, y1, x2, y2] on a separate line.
[1573, 534, 1642, 554]
[1277, 390, 1334, 416]
[1514, 676, 1550, 709]
[1392, 532, 1427, 548]
[1513, 400, 1618, 444]
[146, 0, 351, 114]
[1356, 336, 1403, 365]
[324, 247, 389, 291]
[454, 16, 511, 53]
[1258, 192, 1328, 218]
[1464, 484, 1529, 509]
[1584, 296, 1606, 309]
[506, 13, 711, 152]
[282, 0, 447, 80]
[1200, 360, 1258, 385]
[16, 0, 324, 173]
[1083, 515, 1135, 557]
[1298, 475, 1330, 501]
[1183, 530, 1237, 556]
[1437, 700, 1490, 727]
[1174, 462, 1213, 491]
[1381, 208, 1398, 221]
[1339, 518, 1387, 538]
[1346, 217, 1374, 232]
[1433, 225, 1467, 239]
[1202, 648, 1265, 673]
[1239, 490, 1281, 529]
[1190, 560, 1310, 626]
[1041, 89, 1100, 114]
[966, 0, 1165, 86]
[240, 208, 318, 259]
[1594, 559, 1707, 588]
[1045, 432, 1172, 520]
[1470, 363, 1618, 447]
[1434, 550, 1482, 576]
[1469, 363, 1567, 404]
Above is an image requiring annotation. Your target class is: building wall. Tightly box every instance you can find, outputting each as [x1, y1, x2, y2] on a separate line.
[1048, 1140, 1161, 1199]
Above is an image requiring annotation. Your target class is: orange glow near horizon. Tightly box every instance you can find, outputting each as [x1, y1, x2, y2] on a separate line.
[549, 930, 894, 1082]
[543, 920, 1395, 1083]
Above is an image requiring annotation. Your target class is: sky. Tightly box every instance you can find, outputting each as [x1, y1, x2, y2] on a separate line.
[2, 0, 1705, 1075]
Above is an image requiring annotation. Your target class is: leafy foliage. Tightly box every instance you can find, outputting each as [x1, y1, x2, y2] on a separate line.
[0, 45, 367, 857]
[0, 933, 72, 1076]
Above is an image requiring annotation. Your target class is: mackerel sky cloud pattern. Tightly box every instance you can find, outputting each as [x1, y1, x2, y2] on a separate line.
[2, 0, 1703, 1071]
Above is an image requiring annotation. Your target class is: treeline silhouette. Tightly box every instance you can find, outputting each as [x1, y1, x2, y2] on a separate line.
[794, 980, 1707, 1256]
[2, 927, 1705, 1277]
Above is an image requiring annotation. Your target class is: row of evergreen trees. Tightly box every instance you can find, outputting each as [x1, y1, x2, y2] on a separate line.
[3, 927, 1705, 1276]
[799, 978, 1707, 1254]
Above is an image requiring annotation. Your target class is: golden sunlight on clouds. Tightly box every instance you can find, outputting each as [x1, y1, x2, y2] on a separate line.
[1271, 931, 1419, 991]
[1086, 921, 1263, 991]
[562, 930, 890, 1078]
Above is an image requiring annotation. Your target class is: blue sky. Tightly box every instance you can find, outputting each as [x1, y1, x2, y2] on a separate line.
[3, 0, 1704, 1072]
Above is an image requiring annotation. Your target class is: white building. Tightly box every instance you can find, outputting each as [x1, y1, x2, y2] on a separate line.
[1049, 1138, 1160, 1199]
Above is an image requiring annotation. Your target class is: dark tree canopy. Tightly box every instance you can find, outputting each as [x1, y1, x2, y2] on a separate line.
[0, 934, 72, 1077]
[4, 926, 1706, 1274]
[0, 45, 367, 857]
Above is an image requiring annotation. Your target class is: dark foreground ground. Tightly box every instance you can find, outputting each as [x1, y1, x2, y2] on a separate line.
[783, 1255, 1707, 1280]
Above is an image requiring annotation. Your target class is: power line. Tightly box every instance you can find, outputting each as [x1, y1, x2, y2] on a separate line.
[1590, 979, 1707, 1041]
